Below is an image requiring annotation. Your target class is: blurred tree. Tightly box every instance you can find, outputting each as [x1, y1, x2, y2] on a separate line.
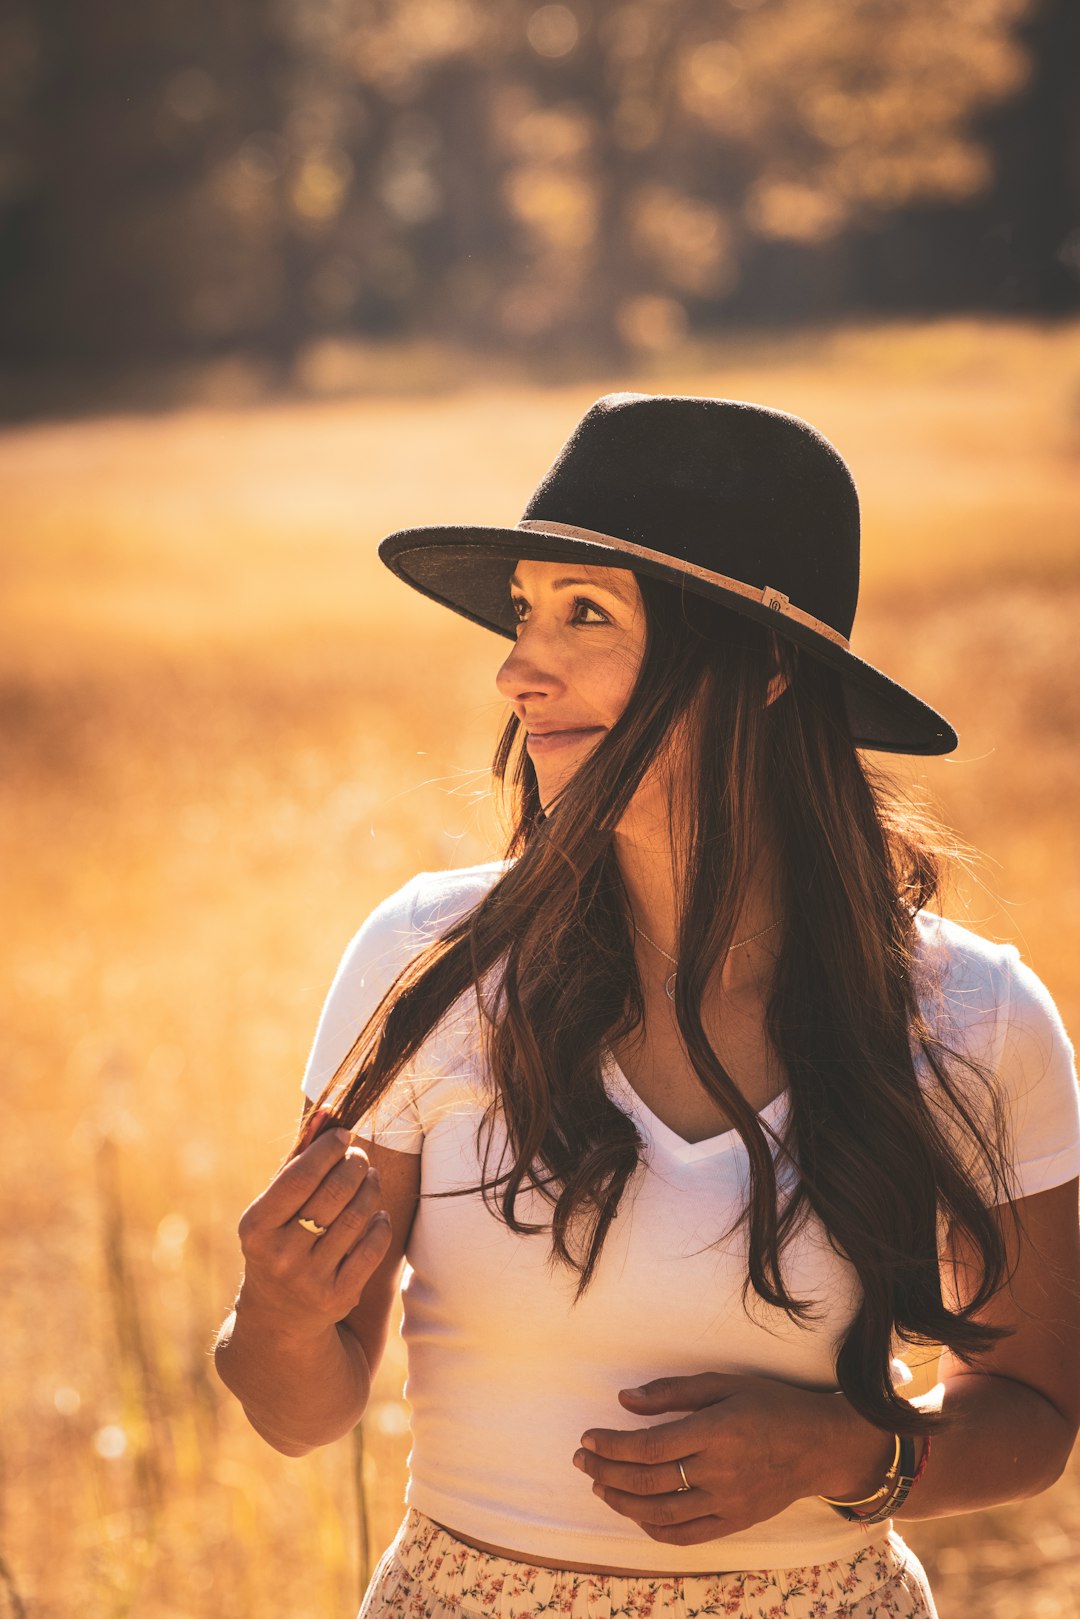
[0, 0, 1072, 391]
[0, 0, 260, 366]
[479, 0, 1039, 352]
[849, 0, 1080, 316]
[0, 0, 380, 374]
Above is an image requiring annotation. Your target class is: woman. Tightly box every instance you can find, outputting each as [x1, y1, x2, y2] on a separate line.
[214, 394, 1080, 1619]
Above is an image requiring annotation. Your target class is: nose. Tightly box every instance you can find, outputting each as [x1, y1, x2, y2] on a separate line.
[495, 625, 566, 706]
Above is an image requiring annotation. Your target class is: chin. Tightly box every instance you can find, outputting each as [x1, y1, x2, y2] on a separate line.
[533, 769, 573, 816]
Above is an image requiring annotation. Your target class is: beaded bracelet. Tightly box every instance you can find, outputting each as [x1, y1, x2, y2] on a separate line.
[910, 1433, 932, 1490]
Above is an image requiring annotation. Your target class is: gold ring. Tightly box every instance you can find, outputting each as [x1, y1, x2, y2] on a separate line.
[676, 1460, 692, 1492]
[297, 1215, 328, 1236]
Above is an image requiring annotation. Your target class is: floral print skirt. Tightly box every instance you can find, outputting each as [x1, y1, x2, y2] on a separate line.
[357, 1509, 938, 1619]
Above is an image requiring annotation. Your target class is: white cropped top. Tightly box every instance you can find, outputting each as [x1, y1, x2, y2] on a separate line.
[301, 860, 1080, 1572]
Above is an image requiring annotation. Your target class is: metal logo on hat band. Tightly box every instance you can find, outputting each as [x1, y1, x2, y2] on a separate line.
[515, 520, 851, 651]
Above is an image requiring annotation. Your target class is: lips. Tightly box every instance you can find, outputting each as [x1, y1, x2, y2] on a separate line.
[524, 725, 605, 756]
[526, 723, 596, 735]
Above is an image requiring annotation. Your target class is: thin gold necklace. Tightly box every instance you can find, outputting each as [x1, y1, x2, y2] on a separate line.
[635, 920, 781, 1001]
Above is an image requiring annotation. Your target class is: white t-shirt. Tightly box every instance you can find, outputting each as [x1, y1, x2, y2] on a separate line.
[301, 860, 1080, 1572]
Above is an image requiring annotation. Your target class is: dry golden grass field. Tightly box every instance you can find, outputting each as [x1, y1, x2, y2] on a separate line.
[2, 320, 1079, 1619]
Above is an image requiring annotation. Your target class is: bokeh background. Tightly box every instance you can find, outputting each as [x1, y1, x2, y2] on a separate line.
[2, 2, 1079, 1617]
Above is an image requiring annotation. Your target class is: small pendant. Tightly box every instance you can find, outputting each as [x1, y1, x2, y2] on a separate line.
[664, 970, 677, 1000]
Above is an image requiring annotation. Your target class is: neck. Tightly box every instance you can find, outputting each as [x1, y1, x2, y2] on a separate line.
[612, 792, 780, 997]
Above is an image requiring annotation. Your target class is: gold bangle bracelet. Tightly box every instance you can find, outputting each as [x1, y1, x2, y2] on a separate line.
[819, 1434, 902, 1509]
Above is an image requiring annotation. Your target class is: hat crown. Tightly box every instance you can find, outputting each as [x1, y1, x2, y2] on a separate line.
[522, 393, 860, 640]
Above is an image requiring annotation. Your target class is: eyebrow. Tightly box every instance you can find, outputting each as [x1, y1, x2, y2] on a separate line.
[509, 572, 635, 605]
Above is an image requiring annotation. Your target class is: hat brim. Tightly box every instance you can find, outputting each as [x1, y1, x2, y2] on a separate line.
[378, 524, 957, 757]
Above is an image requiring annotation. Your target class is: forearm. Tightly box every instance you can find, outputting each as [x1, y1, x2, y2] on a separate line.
[820, 1372, 1076, 1521]
[899, 1372, 1073, 1518]
[213, 1294, 371, 1457]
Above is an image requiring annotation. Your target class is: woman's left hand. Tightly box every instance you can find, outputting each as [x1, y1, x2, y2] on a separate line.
[574, 1373, 844, 1545]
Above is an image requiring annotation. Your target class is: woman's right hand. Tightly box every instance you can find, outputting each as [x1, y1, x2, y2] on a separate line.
[234, 1108, 394, 1340]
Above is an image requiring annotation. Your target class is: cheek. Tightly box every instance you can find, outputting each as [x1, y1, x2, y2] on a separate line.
[584, 639, 644, 721]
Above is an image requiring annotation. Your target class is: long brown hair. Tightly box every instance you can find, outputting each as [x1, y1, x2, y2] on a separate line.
[306, 573, 1014, 1435]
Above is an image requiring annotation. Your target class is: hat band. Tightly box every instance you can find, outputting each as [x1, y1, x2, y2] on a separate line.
[516, 520, 851, 651]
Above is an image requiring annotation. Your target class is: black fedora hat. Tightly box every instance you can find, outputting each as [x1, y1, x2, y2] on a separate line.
[378, 392, 957, 756]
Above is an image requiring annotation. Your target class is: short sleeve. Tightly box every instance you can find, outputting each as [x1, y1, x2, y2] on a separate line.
[300, 875, 427, 1153]
[992, 949, 1080, 1202]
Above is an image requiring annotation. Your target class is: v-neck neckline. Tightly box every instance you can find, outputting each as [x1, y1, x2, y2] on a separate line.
[601, 1048, 789, 1164]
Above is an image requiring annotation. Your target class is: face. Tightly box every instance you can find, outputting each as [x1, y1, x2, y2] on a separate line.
[495, 558, 647, 809]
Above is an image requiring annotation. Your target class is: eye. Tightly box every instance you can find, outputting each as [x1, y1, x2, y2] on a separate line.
[570, 596, 611, 626]
[508, 591, 612, 630]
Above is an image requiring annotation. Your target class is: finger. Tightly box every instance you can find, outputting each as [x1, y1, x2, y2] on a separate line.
[580, 1415, 706, 1466]
[308, 1163, 385, 1266]
[574, 1449, 688, 1499]
[589, 1480, 702, 1529]
[294, 1106, 336, 1155]
[293, 1146, 376, 1236]
[335, 1208, 394, 1294]
[637, 1517, 731, 1547]
[241, 1128, 354, 1231]
[618, 1375, 739, 1412]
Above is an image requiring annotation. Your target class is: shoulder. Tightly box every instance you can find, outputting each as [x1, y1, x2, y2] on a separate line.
[911, 909, 1013, 1043]
[332, 857, 511, 984]
[912, 911, 1079, 1201]
[913, 909, 1071, 1033]
[301, 859, 511, 1104]
[913, 908, 1016, 980]
[913, 908, 1076, 1102]
[408, 858, 513, 938]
